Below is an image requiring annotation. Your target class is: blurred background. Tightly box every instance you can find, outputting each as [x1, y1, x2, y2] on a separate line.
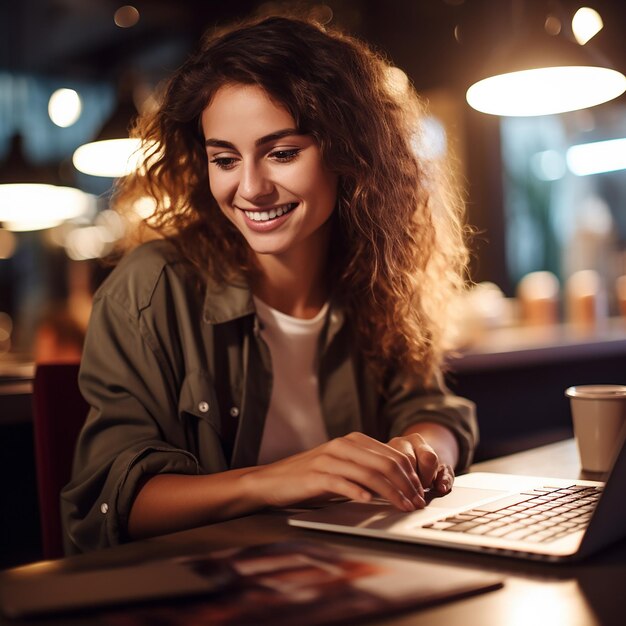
[2, 0, 626, 359]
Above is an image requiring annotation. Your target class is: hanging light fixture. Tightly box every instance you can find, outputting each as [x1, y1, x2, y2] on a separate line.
[0, 184, 94, 231]
[466, 2, 626, 117]
[72, 137, 145, 178]
[0, 135, 94, 231]
[71, 83, 143, 178]
[71, 71, 160, 179]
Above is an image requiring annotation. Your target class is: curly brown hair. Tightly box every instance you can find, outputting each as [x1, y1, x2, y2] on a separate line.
[114, 15, 470, 385]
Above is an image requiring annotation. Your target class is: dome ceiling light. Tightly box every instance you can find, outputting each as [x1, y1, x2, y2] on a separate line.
[0, 134, 94, 231]
[466, 2, 626, 117]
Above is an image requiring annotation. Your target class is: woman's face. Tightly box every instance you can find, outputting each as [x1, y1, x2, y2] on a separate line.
[201, 83, 338, 262]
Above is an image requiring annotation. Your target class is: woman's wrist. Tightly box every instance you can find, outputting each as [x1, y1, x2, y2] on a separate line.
[236, 466, 273, 510]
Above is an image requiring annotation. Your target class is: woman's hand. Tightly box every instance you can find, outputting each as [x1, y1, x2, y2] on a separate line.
[387, 432, 455, 498]
[244, 432, 428, 512]
[129, 426, 459, 541]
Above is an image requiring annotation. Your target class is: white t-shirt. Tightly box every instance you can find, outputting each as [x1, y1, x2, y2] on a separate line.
[254, 296, 330, 465]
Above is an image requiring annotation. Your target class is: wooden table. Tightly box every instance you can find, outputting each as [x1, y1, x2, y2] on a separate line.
[1, 439, 624, 626]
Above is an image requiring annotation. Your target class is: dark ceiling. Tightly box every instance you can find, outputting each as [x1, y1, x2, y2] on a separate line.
[2, 0, 463, 89]
[4, 0, 626, 96]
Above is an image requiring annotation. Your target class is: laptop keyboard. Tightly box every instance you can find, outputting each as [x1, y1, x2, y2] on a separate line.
[423, 485, 602, 544]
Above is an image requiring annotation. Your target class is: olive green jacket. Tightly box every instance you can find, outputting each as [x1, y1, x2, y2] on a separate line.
[60, 240, 478, 554]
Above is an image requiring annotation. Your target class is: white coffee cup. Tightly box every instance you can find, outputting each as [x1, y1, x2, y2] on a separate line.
[565, 385, 626, 473]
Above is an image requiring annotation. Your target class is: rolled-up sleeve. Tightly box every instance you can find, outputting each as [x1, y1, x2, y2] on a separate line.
[60, 294, 199, 554]
[383, 371, 478, 472]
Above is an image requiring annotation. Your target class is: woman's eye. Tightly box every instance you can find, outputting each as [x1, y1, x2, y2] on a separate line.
[209, 157, 238, 170]
[270, 148, 301, 162]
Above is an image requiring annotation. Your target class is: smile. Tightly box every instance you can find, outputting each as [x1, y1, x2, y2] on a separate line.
[241, 203, 298, 222]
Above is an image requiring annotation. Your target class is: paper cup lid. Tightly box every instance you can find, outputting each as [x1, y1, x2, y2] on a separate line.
[565, 385, 626, 400]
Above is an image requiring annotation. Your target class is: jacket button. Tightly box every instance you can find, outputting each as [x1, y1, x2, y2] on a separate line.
[198, 401, 210, 413]
[100, 503, 109, 514]
[230, 406, 240, 418]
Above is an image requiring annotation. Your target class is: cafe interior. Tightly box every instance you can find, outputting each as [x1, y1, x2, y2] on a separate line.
[1, 0, 626, 624]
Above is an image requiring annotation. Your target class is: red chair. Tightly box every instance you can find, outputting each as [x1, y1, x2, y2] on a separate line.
[32, 363, 88, 559]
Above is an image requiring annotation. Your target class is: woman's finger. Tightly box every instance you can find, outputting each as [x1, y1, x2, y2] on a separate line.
[386, 437, 425, 498]
[308, 455, 420, 511]
[414, 442, 439, 488]
[389, 433, 440, 489]
[432, 464, 455, 495]
[326, 435, 423, 506]
[346, 432, 420, 478]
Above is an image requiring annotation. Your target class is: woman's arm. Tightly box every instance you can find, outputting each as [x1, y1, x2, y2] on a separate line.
[128, 431, 432, 540]
[127, 468, 258, 539]
[129, 424, 461, 541]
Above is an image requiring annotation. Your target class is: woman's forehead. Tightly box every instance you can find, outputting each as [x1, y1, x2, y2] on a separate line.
[201, 83, 296, 139]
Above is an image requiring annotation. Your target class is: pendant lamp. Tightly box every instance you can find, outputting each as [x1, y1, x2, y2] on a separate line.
[466, 3, 626, 117]
[71, 70, 156, 179]
[0, 135, 94, 231]
[72, 92, 143, 178]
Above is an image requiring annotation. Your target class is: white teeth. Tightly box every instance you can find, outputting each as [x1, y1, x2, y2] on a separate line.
[243, 203, 295, 222]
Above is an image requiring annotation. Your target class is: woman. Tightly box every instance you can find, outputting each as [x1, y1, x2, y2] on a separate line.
[61, 15, 477, 554]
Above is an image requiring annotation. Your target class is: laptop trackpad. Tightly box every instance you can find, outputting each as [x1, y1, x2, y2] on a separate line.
[358, 488, 510, 530]
[427, 487, 507, 509]
[289, 487, 509, 531]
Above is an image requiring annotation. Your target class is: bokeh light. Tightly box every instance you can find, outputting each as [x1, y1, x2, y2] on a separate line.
[48, 88, 82, 127]
[114, 5, 140, 28]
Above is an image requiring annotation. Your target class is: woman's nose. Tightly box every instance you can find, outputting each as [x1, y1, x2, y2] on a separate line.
[238, 161, 274, 202]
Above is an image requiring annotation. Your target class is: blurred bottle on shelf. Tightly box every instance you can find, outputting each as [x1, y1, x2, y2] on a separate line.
[517, 271, 560, 326]
[615, 275, 626, 318]
[565, 269, 608, 328]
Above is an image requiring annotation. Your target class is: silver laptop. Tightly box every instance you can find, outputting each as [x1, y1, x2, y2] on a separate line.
[289, 437, 626, 562]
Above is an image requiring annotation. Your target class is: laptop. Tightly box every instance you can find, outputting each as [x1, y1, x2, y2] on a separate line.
[289, 437, 626, 562]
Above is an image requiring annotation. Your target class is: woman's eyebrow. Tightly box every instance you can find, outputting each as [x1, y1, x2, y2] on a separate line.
[204, 128, 302, 149]
[254, 128, 302, 146]
[204, 138, 236, 150]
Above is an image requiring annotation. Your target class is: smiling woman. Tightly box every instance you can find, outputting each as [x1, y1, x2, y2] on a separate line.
[60, 15, 478, 554]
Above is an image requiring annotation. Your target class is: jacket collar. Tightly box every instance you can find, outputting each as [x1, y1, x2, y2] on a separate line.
[201, 275, 346, 342]
[202, 278, 255, 324]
